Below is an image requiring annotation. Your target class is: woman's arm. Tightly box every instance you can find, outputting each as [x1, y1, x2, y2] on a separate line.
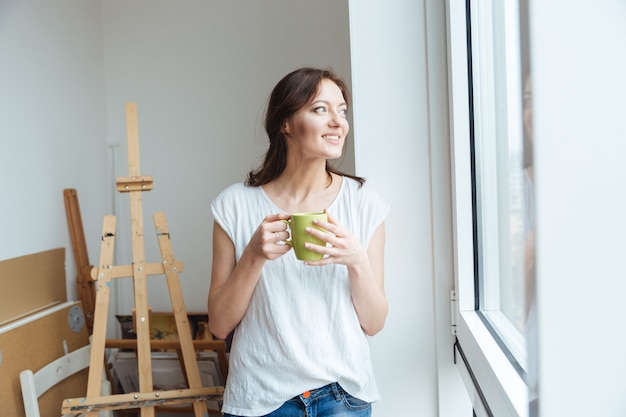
[208, 214, 290, 339]
[346, 222, 387, 336]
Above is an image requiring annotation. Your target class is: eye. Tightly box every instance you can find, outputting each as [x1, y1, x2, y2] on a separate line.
[314, 106, 328, 114]
[339, 108, 348, 117]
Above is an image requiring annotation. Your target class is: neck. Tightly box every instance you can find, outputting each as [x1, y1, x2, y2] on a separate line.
[282, 157, 330, 188]
[263, 160, 339, 213]
[279, 171, 331, 198]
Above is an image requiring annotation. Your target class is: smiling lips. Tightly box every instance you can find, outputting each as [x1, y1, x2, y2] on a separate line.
[322, 134, 341, 142]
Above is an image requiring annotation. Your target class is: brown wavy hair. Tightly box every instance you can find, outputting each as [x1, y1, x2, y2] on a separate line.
[245, 67, 365, 187]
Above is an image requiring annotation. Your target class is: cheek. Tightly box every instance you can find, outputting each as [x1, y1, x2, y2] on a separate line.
[295, 118, 319, 135]
[298, 123, 316, 138]
[340, 119, 350, 133]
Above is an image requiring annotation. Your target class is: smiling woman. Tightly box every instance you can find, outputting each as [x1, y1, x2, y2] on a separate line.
[246, 67, 361, 189]
[208, 67, 390, 417]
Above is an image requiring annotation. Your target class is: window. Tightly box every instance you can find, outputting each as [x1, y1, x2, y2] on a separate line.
[448, 0, 533, 416]
[470, 0, 526, 370]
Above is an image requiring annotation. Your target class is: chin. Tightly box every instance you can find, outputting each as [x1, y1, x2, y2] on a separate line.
[326, 151, 343, 160]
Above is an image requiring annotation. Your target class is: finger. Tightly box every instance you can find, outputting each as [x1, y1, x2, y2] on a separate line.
[305, 226, 328, 241]
[259, 216, 289, 237]
[324, 210, 339, 225]
[273, 230, 290, 243]
[312, 217, 343, 236]
[265, 213, 291, 223]
[323, 211, 345, 233]
[274, 243, 292, 255]
[265, 243, 292, 260]
[302, 249, 334, 266]
[273, 219, 290, 232]
[304, 242, 335, 257]
[306, 224, 339, 244]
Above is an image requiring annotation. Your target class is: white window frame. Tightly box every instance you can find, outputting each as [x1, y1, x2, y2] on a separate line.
[471, 0, 527, 368]
[447, 1, 528, 416]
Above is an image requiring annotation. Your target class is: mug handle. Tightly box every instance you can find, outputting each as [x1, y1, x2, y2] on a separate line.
[280, 219, 293, 246]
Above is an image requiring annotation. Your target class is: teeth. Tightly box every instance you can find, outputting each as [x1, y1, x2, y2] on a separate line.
[323, 135, 340, 140]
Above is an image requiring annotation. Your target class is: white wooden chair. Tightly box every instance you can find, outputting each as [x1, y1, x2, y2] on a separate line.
[20, 343, 112, 417]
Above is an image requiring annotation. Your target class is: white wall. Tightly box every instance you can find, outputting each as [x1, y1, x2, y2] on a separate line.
[0, 0, 108, 295]
[530, 1, 626, 415]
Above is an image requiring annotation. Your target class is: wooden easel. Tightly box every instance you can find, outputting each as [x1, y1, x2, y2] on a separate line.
[64, 188, 96, 334]
[62, 103, 223, 416]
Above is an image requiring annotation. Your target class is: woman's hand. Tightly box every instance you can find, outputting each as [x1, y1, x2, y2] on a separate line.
[246, 213, 292, 261]
[302, 210, 367, 268]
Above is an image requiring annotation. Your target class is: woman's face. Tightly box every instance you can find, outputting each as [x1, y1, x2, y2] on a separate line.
[284, 79, 349, 161]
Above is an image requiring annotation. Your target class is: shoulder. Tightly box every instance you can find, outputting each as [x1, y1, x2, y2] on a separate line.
[211, 182, 259, 213]
[220, 182, 249, 194]
[338, 177, 390, 242]
[339, 177, 390, 220]
[211, 183, 263, 234]
[213, 182, 256, 202]
[342, 178, 388, 207]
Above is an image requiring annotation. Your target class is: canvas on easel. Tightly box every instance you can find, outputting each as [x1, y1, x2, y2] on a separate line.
[62, 103, 223, 416]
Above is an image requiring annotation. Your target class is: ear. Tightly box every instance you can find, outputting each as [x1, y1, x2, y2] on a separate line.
[280, 121, 290, 135]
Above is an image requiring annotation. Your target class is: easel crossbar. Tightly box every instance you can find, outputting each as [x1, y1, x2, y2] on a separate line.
[90, 261, 185, 280]
[62, 387, 224, 413]
[116, 175, 154, 192]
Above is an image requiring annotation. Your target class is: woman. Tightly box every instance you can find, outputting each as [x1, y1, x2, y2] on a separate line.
[209, 67, 389, 417]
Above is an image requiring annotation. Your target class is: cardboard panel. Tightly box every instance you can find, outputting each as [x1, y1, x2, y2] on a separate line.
[0, 301, 89, 417]
[0, 248, 67, 324]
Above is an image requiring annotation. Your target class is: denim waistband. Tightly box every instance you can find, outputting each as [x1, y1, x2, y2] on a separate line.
[299, 382, 341, 403]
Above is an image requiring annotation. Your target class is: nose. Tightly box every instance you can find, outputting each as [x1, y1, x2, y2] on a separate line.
[329, 110, 346, 127]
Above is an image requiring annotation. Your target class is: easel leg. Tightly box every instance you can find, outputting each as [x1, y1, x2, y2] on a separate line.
[129, 193, 155, 417]
[85, 216, 116, 417]
[155, 212, 209, 416]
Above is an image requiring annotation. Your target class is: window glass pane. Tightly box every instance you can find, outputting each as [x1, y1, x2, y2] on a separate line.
[519, 0, 538, 413]
[469, 0, 527, 367]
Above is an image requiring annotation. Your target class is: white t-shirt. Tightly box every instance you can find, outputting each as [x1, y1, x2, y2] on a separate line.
[211, 177, 390, 416]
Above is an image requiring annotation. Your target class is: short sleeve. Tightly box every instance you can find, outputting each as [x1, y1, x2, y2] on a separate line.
[210, 183, 243, 243]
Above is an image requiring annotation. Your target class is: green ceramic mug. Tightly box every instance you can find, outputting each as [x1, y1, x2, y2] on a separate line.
[282, 212, 328, 261]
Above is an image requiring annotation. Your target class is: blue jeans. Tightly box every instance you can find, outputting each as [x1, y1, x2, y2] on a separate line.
[224, 383, 372, 417]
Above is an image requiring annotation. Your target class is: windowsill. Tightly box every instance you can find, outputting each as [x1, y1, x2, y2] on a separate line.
[456, 311, 528, 417]
[480, 310, 527, 373]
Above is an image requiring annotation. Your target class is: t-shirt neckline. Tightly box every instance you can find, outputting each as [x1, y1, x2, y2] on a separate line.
[258, 176, 345, 214]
